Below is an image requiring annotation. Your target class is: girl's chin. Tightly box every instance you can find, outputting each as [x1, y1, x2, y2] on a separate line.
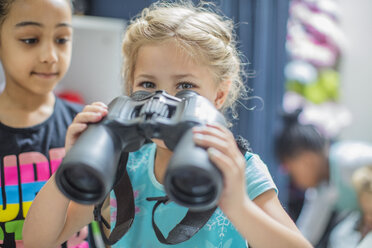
[152, 138, 169, 150]
[366, 222, 372, 230]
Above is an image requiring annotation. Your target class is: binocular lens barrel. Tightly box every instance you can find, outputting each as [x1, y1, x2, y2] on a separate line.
[172, 171, 213, 197]
[57, 164, 104, 202]
[55, 124, 122, 205]
[169, 169, 216, 204]
[164, 129, 223, 211]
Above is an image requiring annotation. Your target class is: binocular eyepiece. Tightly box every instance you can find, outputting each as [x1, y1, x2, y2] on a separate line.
[55, 90, 226, 211]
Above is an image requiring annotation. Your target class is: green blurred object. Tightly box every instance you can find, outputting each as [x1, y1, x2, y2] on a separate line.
[303, 82, 329, 104]
[319, 69, 339, 100]
[286, 80, 304, 95]
[286, 69, 340, 104]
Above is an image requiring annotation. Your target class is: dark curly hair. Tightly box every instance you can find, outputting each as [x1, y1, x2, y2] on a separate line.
[0, 0, 14, 26]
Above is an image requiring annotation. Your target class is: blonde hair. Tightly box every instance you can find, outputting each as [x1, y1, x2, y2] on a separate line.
[121, 0, 247, 118]
[352, 165, 372, 195]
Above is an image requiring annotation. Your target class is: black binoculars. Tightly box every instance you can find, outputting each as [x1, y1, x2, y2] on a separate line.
[55, 90, 226, 211]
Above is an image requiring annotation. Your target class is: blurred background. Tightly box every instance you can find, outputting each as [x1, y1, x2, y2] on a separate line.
[0, 0, 371, 214]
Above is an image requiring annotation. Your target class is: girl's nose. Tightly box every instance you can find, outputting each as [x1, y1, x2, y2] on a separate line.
[161, 87, 176, 96]
[40, 42, 58, 64]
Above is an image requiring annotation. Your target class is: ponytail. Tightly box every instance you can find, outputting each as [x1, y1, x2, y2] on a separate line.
[274, 108, 326, 162]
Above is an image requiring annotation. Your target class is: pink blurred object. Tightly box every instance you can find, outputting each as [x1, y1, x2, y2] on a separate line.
[286, 0, 346, 67]
[301, 0, 341, 20]
[289, 1, 346, 51]
[66, 226, 89, 248]
[286, 28, 338, 67]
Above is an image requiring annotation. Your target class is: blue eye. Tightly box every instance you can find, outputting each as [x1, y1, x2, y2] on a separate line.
[177, 82, 194, 90]
[20, 38, 38, 44]
[140, 81, 156, 89]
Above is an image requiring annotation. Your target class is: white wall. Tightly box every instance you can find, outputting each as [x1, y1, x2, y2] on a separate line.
[57, 15, 126, 104]
[338, 0, 372, 142]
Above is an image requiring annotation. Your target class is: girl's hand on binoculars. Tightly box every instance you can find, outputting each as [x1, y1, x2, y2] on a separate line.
[192, 124, 249, 215]
[65, 102, 108, 152]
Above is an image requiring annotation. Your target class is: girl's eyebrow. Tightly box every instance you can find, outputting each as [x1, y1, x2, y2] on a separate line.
[15, 21, 72, 28]
[136, 74, 156, 79]
[15, 21, 42, 27]
[172, 74, 196, 79]
[56, 23, 72, 28]
[136, 74, 197, 80]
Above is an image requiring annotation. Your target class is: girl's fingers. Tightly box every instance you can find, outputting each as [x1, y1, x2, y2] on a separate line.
[192, 125, 248, 213]
[65, 103, 108, 151]
[192, 125, 246, 170]
[199, 123, 234, 138]
[207, 147, 236, 175]
[67, 123, 88, 135]
[208, 144, 246, 171]
[65, 123, 89, 152]
[193, 124, 230, 140]
[207, 147, 246, 194]
[87, 101, 108, 109]
[73, 111, 106, 124]
[73, 103, 108, 124]
[193, 128, 239, 157]
[81, 104, 108, 115]
[193, 133, 230, 153]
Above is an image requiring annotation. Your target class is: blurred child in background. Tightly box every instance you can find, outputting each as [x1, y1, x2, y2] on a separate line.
[274, 109, 372, 247]
[327, 165, 372, 248]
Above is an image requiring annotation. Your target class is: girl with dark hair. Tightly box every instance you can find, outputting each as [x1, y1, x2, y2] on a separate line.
[274, 109, 372, 247]
[0, 0, 93, 247]
[275, 109, 328, 190]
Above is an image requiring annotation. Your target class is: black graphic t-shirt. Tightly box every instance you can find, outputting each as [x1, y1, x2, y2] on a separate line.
[0, 97, 84, 247]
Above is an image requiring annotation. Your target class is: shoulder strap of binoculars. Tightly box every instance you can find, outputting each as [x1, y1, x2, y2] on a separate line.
[94, 135, 250, 246]
[144, 135, 251, 245]
[146, 196, 217, 245]
[94, 152, 135, 246]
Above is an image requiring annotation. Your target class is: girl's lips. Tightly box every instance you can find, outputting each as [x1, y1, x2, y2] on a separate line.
[32, 72, 59, 78]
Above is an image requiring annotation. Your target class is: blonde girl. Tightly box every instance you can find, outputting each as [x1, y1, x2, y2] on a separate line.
[23, 1, 313, 248]
[352, 166, 372, 239]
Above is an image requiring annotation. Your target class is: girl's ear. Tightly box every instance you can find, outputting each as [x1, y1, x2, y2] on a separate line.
[214, 80, 231, 109]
